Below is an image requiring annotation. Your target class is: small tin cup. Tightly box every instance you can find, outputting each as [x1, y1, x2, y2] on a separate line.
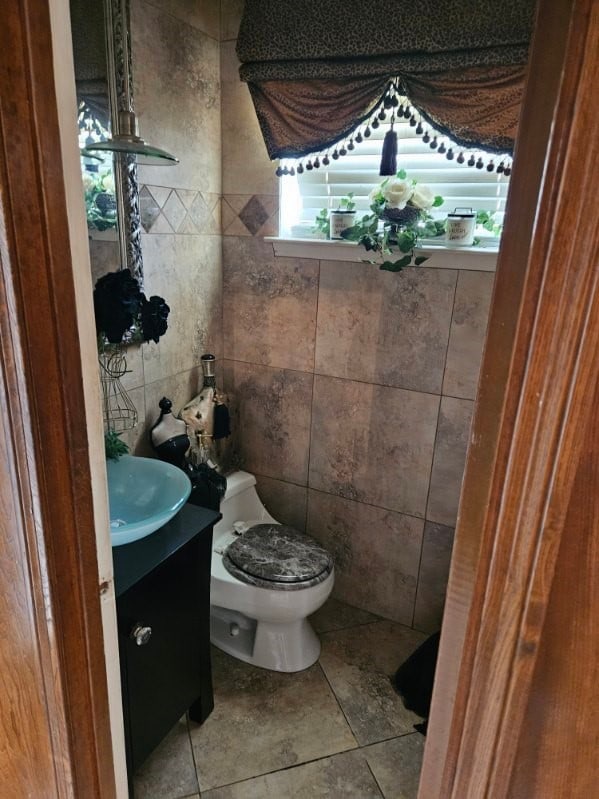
[446, 207, 476, 246]
[329, 210, 356, 240]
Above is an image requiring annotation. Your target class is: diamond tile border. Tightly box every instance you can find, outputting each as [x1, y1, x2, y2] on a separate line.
[223, 193, 279, 237]
[138, 185, 221, 235]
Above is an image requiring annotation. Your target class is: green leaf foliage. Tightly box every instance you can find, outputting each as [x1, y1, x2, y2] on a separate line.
[105, 430, 129, 461]
[380, 254, 412, 272]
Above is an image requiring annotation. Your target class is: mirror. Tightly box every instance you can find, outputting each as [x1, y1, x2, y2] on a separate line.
[70, 0, 144, 284]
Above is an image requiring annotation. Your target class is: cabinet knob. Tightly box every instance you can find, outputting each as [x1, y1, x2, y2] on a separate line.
[130, 622, 152, 646]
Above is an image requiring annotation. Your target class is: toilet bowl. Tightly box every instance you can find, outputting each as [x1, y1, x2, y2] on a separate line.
[210, 471, 334, 672]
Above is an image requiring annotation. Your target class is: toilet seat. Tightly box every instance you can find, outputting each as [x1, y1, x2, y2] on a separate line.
[222, 523, 333, 591]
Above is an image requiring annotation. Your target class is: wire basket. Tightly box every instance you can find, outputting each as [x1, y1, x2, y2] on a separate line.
[99, 344, 138, 432]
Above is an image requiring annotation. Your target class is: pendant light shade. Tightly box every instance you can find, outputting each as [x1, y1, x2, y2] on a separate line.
[83, 110, 179, 165]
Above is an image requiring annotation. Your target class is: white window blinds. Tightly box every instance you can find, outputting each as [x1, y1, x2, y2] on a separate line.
[280, 116, 511, 238]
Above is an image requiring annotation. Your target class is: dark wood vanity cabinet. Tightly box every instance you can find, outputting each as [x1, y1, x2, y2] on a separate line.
[112, 504, 220, 786]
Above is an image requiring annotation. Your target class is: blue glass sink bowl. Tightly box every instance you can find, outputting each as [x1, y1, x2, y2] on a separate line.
[107, 455, 191, 547]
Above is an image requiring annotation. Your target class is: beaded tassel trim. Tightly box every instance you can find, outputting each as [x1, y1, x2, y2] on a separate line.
[275, 80, 513, 178]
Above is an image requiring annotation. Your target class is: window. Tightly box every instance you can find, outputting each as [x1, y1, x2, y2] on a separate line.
[279, 112, 511, 242]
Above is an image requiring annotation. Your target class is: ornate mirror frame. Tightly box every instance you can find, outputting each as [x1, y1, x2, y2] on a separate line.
[104, 0, 144, 285]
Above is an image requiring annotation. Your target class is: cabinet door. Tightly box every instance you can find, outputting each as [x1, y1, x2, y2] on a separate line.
[117, 536, 209, 771]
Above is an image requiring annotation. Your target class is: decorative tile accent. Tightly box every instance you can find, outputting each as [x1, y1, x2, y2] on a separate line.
[176, 188, 199, 210]
[222, 236, 319, 371]
[187, 192, 213, 234]
[222, 360, 313, 485]
[413, 522, 455, 633]
[139, 185, 161, 232]
[307, 490, 424, 626]
[177, 213, 199, 234]
[315, 261, 457, 394]
[191, 648, 357, 790]
[145, 184, 171, 208]
[426, 396, 474, 527]
[443, 270, 494, 399]
[162, 190, 187, 232]
[202, 749, 383, 798]
[222, 193, 279, 237]
[255, 475, 308, 532]
[224, 193, 253, 214]
[238, 195, 270, 234]
[147, 212, 174, 234]
[319, 620, 426, 745]
[309, 375, 440, 518]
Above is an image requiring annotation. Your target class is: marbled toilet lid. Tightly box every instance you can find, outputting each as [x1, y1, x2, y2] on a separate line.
[223, 524, 333, 587]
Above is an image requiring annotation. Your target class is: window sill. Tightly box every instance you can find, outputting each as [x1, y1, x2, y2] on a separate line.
[266, 237, 499, 272]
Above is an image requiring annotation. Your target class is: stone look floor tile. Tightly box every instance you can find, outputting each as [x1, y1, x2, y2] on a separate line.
[310, 597, 381, 634]
[319, 621, 426, 746]
[133, 717, 199, 799]
[309, 375, 439, 519]
[307, 491, 424, 626]
[364, 734, 425, 799]
[315, 262, 457, 394]
[202, 749, 384, 798]
[413, 522, 455, 633]
[191, 649, 357, 791]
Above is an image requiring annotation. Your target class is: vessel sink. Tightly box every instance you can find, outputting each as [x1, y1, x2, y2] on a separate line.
[107, 455, 191, 547]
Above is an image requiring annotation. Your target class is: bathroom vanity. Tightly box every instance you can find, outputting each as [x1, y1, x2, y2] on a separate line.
[112, 504, 220, 786]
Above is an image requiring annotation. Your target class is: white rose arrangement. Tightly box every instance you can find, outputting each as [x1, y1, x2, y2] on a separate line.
[342, 170, 444, 271]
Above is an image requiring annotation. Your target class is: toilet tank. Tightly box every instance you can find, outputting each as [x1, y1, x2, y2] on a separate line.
[214, 471, 275, 535]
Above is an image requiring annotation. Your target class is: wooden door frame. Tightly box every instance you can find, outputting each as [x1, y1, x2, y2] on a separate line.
[419, 0, 599, 795]
[1, 0, 597, 796]
[0, 1, 117, 796]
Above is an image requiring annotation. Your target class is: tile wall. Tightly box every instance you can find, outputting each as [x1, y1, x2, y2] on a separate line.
[94, 0, 494, 635]
[219, 1, 495, 633]
[100, 0, 223, 455]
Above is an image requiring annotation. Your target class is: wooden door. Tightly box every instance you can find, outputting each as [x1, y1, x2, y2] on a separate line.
[0, 1, 116, 796]
[419, 0, 599, 795]
[1, 0, 598, 797]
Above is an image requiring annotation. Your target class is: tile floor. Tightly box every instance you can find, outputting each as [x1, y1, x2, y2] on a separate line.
[134, 599, 428, 798]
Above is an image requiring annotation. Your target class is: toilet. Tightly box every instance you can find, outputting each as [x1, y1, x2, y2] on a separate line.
[210, 471, 334, 672]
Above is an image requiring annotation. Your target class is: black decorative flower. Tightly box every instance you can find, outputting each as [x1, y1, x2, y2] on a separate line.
[94, 269, 144, 343]
[140, 295, 170, 344]
[93, 269, 170, 345]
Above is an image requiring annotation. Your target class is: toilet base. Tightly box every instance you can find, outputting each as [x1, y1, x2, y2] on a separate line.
[210, 606, 321, 672]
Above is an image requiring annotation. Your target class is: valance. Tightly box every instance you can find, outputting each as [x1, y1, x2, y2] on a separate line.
[237, 0, 535, 162]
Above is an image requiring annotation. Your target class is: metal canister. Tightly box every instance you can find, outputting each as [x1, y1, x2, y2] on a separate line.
[446, 207, 476, 246]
